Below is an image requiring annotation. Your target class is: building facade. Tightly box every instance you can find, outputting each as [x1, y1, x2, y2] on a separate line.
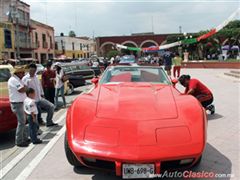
[96, 33, 171, 57]
[30, 19, 55, 63]
[55, 35, 96, 59]
[0, 0, 35, 59]
[0, 22, 15, 60]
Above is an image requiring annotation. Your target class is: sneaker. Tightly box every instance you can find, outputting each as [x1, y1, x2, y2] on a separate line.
[25, 138, 31, 143]
[33, 139, 42, 144]
[208, 105, 215, 114]
[46, 122, 58, 127]
[38, 120, 46, 126]
[16, 142, 29, 147]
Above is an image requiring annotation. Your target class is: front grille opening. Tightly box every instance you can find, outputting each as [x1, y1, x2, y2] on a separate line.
[81, 157, 115, 171]
[161, 159, 193, 171]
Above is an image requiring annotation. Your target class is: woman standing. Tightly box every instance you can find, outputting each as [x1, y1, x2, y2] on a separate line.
[55, 63, 66, 108]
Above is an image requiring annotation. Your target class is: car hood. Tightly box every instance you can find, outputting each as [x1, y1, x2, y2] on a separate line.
[96, 83, 178, 120]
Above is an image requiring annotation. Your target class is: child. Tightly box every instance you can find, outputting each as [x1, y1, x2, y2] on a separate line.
[24, 88, 42, 144]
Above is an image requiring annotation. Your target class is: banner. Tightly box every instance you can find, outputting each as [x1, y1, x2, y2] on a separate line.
[115, 8, 239, 52]
[159, 41, 182, 50]
[182, 38, 197, 44]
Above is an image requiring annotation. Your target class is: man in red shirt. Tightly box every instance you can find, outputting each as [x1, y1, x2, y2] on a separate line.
[42, 62, 56, 104]
[178, 74, 215, 114]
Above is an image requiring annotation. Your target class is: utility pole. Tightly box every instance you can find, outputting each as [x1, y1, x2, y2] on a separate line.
[179, 25, 182, 34]
[151, 16, 154, 33]
[13, 1, 20, 59]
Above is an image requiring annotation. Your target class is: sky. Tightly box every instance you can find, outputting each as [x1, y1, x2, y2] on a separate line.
[23, 0, 240, 37]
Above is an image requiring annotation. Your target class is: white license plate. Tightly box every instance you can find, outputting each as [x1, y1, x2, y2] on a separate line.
[122, 164, 155, 179]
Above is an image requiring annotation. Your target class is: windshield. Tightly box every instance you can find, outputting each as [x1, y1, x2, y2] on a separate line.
[0, 68, 11, 82]
[100, 66, 170, 85]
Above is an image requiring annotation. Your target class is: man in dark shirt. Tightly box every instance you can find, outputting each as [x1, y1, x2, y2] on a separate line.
[163, 51, 173, 76]
[42, 62, 55, 104]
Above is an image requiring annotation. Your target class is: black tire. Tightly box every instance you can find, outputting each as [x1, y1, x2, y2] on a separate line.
[193, 155, 202, 167]
[67, 83, 74, 95]
[64, 133, 82, 167]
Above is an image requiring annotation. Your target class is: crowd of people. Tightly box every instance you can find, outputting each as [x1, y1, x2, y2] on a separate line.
[8, 62, 67, 147]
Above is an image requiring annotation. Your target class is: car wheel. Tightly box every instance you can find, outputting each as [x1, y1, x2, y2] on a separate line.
[64, 133, 82, 167]
[193, 155, 202, 167]
[67, 83, 74, 95]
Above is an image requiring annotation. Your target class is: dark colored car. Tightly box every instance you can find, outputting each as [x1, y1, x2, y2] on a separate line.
[60, 63, 95, 93]
[91, 67, 102, 76]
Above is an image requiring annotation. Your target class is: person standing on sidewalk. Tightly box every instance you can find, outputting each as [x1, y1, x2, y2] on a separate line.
[172, 53, 183, 78]
[55, 63, 66, 108]
[22, 63, 57, 127]
[24, 88, 42, 144]
[163, 51, 173, 76]
[8, 67, 29, 147]
[42, 62, 55, 104]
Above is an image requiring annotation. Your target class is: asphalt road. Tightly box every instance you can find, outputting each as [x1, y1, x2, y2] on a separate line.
[0, 69, 239, 180]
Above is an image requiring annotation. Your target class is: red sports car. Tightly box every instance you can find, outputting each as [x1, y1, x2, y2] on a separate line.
[65, 66, 207, 179]
[0, 65, 17, 133]
[0, 97, 17, 133]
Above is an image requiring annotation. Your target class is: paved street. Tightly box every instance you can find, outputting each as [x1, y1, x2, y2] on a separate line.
[0, 69, 239, 180]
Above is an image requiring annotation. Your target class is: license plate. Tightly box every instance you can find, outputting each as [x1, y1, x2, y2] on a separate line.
[122, 164, 155, 179]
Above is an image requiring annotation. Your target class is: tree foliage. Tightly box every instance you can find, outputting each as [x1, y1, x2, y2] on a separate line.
[69, 30, 76, 37]
[107, 50, 119, 59]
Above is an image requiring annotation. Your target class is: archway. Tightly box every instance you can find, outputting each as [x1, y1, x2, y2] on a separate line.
[100, 41, 115, 57]
[121, 41, 139, 56]
[140, 40, 159, 48]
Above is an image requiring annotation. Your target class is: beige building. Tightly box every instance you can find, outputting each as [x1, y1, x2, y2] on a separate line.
[55, 35, 96, 59]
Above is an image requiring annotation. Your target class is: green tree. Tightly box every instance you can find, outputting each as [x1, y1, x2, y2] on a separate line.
[107, 50, 119, 59]
[69, 30, 76, 37]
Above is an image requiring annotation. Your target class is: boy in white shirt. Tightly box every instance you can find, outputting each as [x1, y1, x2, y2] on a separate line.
[24, 88, 42, 144]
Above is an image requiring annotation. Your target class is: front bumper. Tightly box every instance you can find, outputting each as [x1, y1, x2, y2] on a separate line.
[71, 141, 204, 176]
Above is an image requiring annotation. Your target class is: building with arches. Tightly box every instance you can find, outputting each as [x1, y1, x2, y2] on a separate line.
[96, 32, 173, 57]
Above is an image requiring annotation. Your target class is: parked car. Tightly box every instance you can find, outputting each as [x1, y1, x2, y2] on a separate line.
[65, 66, 207, 179]
[0, 64, 17, 133]
[119, 55, 136, 65]
[60, 62, 95, 94]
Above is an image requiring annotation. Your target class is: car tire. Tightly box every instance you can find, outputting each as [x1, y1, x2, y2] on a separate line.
[193, 155, 202, 167]
[64, 133, 82, 167]
[67, 83, 74, 95]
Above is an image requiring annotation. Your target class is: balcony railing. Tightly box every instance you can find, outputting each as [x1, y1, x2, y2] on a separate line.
[16, 18, 30, 27]
[17, 41, 38, 49]
[43, 41, 48, 49]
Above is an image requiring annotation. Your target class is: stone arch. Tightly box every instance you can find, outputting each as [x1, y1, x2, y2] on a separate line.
[100, 41, 115, 50]
[99, 41, 115, 57]
[222, 38, 229, 46]
[140, 40, 159, 48]
[121, 41, 138, 47]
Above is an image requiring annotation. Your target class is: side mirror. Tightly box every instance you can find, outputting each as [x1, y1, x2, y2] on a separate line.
[91, 77, 99, 85]
[171, 79, 178, 87]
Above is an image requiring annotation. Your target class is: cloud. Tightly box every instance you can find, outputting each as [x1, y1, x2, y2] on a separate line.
[24, 0, 239, 37]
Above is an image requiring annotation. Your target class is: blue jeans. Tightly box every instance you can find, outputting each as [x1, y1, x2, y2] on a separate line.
[10, 103, 28, 145]
[36, 98, 55, 125]
[27, 115, 38, 143]
[55, 86, 66, 107]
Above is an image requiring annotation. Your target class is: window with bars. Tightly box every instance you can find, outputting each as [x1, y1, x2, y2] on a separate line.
[4, 29, 12, 49]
